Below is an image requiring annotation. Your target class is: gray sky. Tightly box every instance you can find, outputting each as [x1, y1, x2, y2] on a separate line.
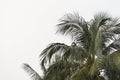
[0, 0, 120, 80]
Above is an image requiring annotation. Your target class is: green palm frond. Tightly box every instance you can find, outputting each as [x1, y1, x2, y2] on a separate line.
[40, 43, 70, 73]
[99, 18, 111, 27]
[57, 13, 91, 52]
[40, 43, 69, 61]
[93, 12, 111, 23]
[104, 17, 120, 35]
[57, 13, 83, 36]
[40, 43, 69, 62]
[90, 12, 111, 33]
[107, 27, 120, 34]
[23, 64, 43, 80]
[102, 37, 120, 55]
[110, 17, 120, 26]
[62, 42, 88, 62]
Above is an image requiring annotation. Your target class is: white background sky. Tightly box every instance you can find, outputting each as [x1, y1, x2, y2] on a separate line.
[0, 0, 120, 80]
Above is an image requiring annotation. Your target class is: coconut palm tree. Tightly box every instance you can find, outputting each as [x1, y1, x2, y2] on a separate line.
[23, 12, 120, 80]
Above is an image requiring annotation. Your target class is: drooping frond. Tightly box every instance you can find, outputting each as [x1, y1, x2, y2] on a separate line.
[62, 42, 88, 62]
[90, 12, 111, 35]
[23, 64, 42, 80]
[57, 13, 91, 51]
[93, 12, 111, 25]
[106, 27, 120, 36]
[40, 43, 70, 72]
[88, 12, 112, 54]
[40, 43, 69, 61]
[102, 36, 120, 55]
[102, 17, 120, 40]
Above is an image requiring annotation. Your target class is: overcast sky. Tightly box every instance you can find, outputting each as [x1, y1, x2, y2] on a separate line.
[1, 0, 120, 80]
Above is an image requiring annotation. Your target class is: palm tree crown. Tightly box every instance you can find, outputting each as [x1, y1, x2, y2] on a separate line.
[23, 12, 120, 80]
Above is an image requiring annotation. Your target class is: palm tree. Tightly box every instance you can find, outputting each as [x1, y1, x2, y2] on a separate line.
[23, 12, 120, 80]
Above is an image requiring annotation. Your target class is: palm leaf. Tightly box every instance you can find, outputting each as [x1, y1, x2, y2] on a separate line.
[102, 37, 120, 55]
[57, 13, 91, 51]
[40, 43, 70, 72]
[23, 63, 42, 80]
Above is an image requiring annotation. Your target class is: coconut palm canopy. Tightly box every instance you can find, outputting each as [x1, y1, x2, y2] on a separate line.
[23, 12, 120, 80]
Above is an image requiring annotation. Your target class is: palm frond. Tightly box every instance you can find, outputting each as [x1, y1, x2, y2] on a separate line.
[57, 13, 91, 50]
[94, 12, 111, 24]
[107, 27, 120, 34]
[23, 63, 42, 80]
[62, 43, 88, 62]
[99, 18, 111, 27]
[102, 37, 120, 55]
[111, 17, 120, 26]
[40, 43, 69, 61]
[103, 17, 120, 35]
[57, 13, 83, 35]
[40, 43, 70, 72]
